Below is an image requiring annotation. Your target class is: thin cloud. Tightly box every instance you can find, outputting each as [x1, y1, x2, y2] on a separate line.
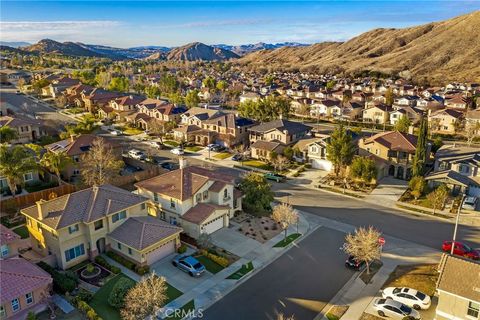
[157, 19, 272, 29]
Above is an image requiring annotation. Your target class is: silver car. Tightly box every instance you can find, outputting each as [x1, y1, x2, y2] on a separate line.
[374, 298, 421, 320]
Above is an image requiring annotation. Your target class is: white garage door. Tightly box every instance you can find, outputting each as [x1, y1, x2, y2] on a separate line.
[202, 215, 225, 234]
[146, 240, 175, 265]
[311, 159, 333, 171]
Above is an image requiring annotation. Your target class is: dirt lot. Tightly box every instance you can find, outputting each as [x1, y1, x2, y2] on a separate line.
[233, 212, 282, 243]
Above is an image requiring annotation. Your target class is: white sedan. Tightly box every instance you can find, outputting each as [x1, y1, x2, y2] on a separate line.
[374, 298, 421, 320]
[170, 148, 184, 155]
[382, 287, 431, 310]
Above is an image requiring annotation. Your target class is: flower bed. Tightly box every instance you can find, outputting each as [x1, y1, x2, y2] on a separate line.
[77, 263, 113, 287]
[106, 251, 150, 275]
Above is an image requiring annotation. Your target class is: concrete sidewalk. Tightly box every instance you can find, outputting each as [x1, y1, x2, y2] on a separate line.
[157, 210, 318, 319]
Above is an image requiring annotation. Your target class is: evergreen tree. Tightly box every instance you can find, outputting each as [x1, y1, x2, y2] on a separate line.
[326, 124, 356, 177]
[412, 116, 428, 177]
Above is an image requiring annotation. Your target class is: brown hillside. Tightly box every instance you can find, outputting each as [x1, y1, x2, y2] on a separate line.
[238, 11, 480, 82]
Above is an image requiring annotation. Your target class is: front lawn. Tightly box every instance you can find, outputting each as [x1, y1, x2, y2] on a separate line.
[213, 152, 231, 160]
[165, 282, 183, 304]
[242, 160, 273, 171]
[185, 146, 203, 152]
[273, 233, 301, 248]
[195, 255, 225, 274]
[123, 127, 144, 135]
[89, 274, 136, 320]
[166, 300, 195, 320]
[226, 262, 254, 280]
[12, 225, 29, 239]
[163, 140, 179, 147]
[382, 264, 439, 296]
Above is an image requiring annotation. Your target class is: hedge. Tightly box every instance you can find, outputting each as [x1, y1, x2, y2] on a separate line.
[95, 256, 121, 274]
[199, 249, 229, 267]
[76, 300, 103, 320]
[106, 251, 149, 275]
[37, 262, 77, 294]
[177, 244, 187, 254]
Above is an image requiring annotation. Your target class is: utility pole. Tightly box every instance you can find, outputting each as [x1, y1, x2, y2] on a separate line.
[451, 194, 465, 255]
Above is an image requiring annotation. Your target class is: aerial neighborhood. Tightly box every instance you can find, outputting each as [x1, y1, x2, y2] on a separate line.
[1, 5, 480, 320]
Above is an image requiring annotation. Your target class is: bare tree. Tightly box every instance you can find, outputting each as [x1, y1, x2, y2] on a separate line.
[54, 95, 68, 109]
[426, 184, 449, 215]
[272, 155, 289, 172]
[271, 203, 299, 240]
[80, 138, 123, 186]
[465, 121, 480, 146]
[343, 226, 381, 274]
[121, 273, 167, 320]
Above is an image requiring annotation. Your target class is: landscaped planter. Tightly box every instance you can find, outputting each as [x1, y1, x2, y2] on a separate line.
[77, 263, 113, 287]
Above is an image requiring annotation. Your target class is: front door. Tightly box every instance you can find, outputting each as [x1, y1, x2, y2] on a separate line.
[96, 238, 106, 254]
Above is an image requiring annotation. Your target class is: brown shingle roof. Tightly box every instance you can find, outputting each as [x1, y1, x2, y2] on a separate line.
[1, 258, 52, 303]
[182, 203, 229, 224]
[45, 135, 117, 156]
[108, 216, 182, 251]
[251, 140, 283, 152]
[21, 185, 148, 229]
[437, 254, 480, 302]
[364, 131, 417, 153]
[135, 166, 236, 201]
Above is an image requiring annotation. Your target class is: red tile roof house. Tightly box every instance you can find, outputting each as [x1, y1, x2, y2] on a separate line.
[20, 184, 182, 270]
[135, 163, 243, 239]
[0, 258, 53, 319]
[0, 225, 22, 259]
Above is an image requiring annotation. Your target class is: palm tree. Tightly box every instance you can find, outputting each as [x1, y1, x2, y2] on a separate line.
[40, 151, 72, 185]
[0, 145, 37, 197]
[0, 126, 18, 144]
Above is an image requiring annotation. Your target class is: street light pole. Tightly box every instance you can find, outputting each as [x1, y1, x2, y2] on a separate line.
[451, 194, 465, 255]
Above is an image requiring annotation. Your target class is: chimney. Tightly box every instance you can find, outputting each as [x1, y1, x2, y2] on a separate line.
[179, 156, 187, 169]
[36, 200, 46, 220]
[70, 133, 74, 143]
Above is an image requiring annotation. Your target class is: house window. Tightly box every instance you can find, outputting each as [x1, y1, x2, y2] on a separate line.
[141, 203, 146, 210]
[112, 211, 126, 222]
[468, 301, 480, 318]
[64, 244, 85, 262]
[154, 193, 159, 202]
[68, 224, 79, 234]
[23, 172, 33, 182]
[224, 189, 228, 199]
[0, 305, 5, 318]
[25, 292, 33, 305]
[170, 198, 176, 209]
[128, 248, 132, 255]
[311, 146, 318, 153]
[117, 242, 122, 250]
[203, 190, 208, 200]
[1, 245, 9, 257]
[94, 220, 103, 231]
[196, 193, 202, 203]
[11, 298, 20, 313]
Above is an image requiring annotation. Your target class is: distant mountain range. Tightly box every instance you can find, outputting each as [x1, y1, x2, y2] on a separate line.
[6, 39, 307, 60]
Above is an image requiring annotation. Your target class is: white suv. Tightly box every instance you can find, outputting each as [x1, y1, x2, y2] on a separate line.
[128, 149, 146, 160]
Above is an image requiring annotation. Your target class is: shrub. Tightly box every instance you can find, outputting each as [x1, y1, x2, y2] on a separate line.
[86, 264, 95, 273]
[177, 244, 187, 254]
[77, 300, 102, 320]
[108, 278, 135, 308]
[37, 262, 76, 294]
[64, 270, 78, 282]
[199, 249, 229, 267]
[135, 265, 150, 276]
[106, 251, 136, 270]
[77, 300, 91, 313]
[409, 176, 426, 200]
[94, 256, 120, 274]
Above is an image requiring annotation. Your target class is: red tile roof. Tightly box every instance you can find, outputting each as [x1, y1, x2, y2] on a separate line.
[0, 224, 20, 244]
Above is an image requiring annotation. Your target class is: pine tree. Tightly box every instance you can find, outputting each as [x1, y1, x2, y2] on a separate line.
[412, 116, 428, 177]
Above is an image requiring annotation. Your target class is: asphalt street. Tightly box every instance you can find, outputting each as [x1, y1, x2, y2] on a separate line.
[204, 227, 355, 320]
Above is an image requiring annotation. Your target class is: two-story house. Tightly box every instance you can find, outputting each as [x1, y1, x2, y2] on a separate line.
[0, 116, 46, 144]
[0, 258, 53, 319]
[428, 109, 464, 134]
[249, 119, 310, 161]
[358, 131, 425, 180]
[98, 95, 145, 122]
[436, 254, 480, 320]
[20, 185, 182, 269]
[425, 145, 480, 196]
[135, 163, 242, 239]
[362, 104, 393, 124]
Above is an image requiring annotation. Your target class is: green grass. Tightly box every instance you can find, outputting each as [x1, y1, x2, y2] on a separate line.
[213, 152, 232, 160]
[326, 314, 340, 320]
[185, 146, 203, 152]
[123, 127, 144, 135]
[226, 262, 254, 280]
[89, 274, 136, 320]
[163, 140, 179, 147]
[12, 225, 29, 239]
[165, 282, 183, 303]
[195, 255, 225, 274]
[273, 233, 302, 248]
[242, 160, 273, 171]
[165, 300, 195, 320]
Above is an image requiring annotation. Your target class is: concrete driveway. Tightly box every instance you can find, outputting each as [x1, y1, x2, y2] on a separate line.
[150, 251, 214, 293]
[366, 176, 408, 207]
[210, 228, 261, 257]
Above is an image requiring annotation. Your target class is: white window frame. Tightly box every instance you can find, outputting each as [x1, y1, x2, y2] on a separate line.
[25, 292, 33, 305]
[23, 172, 33, 182]
[11, 298, 20, 313]
[0, 245, 8, 257]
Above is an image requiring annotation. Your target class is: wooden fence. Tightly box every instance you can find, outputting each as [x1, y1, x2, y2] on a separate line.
[0, 184, 77, 214]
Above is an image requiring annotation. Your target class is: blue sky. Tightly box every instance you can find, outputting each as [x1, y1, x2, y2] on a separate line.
[1, 1, 479, 48]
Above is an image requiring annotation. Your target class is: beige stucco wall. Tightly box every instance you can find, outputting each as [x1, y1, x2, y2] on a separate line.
[2, 284, 50, 319]
[436, 291, 479, 320]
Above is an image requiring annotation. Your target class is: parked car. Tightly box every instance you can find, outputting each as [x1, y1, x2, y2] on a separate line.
[345, 255, 365, 271]
[160, 161, 177, 171]
[264, 172, 286, 183]
[442, 241, 480, 260]
[462, 196, 478, 211]
[373, 298, 421, 320]
[382, 287, 431, 310]
[232, 154, 243, 161]
[171, 147, 184, 155]
[109, 129, 122, 136]
[206, 144, 225, 152]
[128, 149, 146, 160]
[172, 255, 205, 277]
[148, 141, 163, 149]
